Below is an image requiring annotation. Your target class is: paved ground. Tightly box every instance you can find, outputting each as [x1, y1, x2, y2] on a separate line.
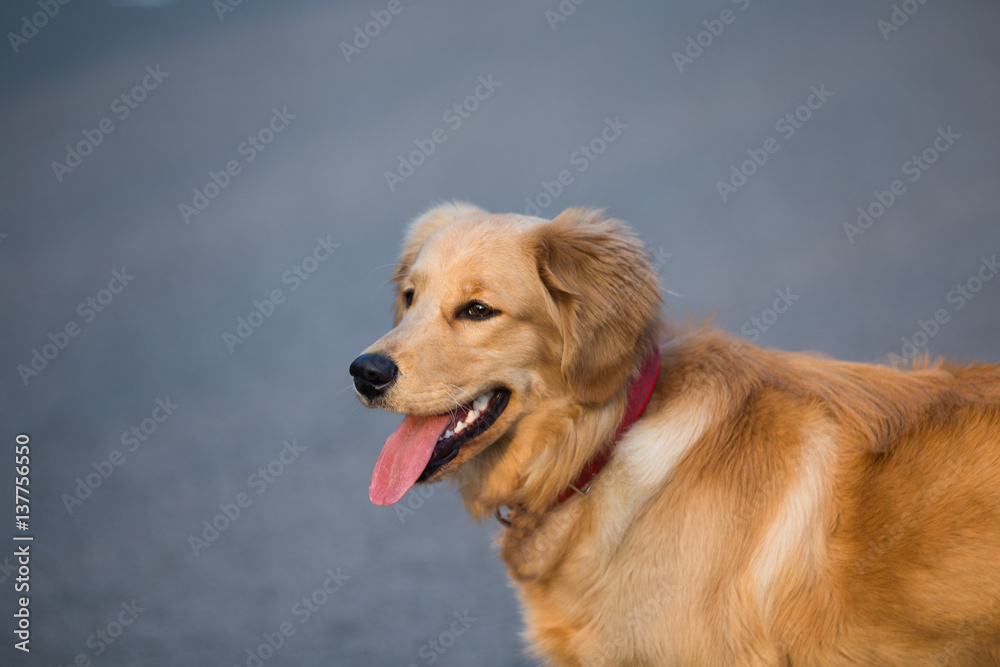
[1, 0, 998, 664]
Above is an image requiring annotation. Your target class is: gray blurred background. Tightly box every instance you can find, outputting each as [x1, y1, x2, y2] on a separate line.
[1, 0, 998, 664]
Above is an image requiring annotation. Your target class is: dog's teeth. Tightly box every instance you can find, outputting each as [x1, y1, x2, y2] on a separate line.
[444, 429, 454, 439]
[454, 422, 466, 434]
[466, 409, 480, 423]
[473, 393, 490, 412]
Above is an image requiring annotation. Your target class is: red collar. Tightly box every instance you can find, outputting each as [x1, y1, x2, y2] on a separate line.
[549, 346, 661, 509]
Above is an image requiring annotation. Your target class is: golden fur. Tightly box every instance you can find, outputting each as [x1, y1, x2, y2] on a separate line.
[357, 203, 1000, 665]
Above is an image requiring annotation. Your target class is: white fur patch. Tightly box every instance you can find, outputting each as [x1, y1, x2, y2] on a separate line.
[588, 392, 715, 555]
[750, 430, 834, 615]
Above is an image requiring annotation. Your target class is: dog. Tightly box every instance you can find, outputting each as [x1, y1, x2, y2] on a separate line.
[350, 202, 1000, 666]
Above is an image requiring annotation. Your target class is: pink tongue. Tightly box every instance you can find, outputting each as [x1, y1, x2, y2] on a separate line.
[369, 414, 451, 505]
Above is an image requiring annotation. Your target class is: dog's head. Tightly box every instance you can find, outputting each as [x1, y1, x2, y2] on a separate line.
[351, 203, 661, 515]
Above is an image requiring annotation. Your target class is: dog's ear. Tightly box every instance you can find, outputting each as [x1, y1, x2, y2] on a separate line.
[535, 208, 661, 404]
[390, 201, 487, 324]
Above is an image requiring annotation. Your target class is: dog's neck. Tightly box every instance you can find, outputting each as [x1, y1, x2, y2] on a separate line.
[494, 346, 661, 580]
[546, 346, 661, 509]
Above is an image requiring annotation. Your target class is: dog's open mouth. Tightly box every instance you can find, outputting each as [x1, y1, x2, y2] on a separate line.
[369, 388, 510, 506]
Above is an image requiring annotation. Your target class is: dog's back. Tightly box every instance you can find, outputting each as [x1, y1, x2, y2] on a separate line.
[515, 330, 1000, 665]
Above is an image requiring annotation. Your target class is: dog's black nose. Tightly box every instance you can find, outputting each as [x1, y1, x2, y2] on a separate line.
[349, 353, 399, 399]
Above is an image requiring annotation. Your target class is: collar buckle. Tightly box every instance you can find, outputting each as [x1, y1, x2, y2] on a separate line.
[495, 505, 512, 527]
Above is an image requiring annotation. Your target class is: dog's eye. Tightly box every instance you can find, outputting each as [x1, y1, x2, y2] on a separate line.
[461, 301, 496, 320]
[403, 289, 414, 308]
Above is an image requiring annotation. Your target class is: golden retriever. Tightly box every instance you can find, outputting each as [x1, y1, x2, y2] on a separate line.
[350, 202, 1000, 666]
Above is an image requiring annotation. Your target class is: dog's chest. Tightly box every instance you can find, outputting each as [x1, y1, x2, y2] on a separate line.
[513, 548, 695, 665]
[500, 415, 717, 665]
[502, 503, 700, 666]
